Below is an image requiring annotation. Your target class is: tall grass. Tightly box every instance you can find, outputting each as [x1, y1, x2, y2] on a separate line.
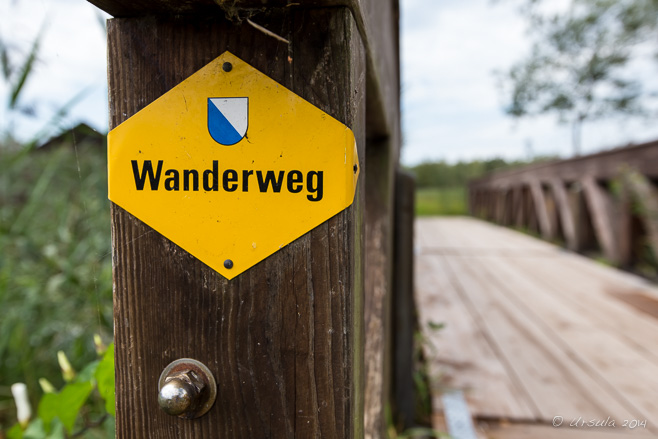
[0, 140, 113, 428]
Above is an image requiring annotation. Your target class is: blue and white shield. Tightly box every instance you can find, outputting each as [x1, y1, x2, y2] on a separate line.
[207, 97, 249, 145]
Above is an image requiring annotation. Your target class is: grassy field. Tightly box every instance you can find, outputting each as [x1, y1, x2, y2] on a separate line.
[415, 186, 467, 216]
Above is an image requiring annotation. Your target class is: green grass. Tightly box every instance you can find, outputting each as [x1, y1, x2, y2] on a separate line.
[0, 141, 113, 430]
[415, 187, 467, 216]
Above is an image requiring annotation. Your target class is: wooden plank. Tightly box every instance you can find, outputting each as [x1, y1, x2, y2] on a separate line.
[549, 179, 577, 250]
[108, 10, 366, 438]
[442, 255, 616, 423]
[416, 217, 556, 255]
[507, 252, 658, 366]
[581, 176, 619, 264]
[481, 256, 658, 428]
[414, 254, 537, 421]
[392, 170, 416, 429]
[417, 218, 658, 435]
[481, 422, 656, 439]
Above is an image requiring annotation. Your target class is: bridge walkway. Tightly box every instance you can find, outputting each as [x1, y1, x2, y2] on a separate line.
[415, 217, 658, 438]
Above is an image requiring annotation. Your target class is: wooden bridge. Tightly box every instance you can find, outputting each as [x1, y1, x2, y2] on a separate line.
[416, 216, 658, 438]
[468, 139, 658, 271]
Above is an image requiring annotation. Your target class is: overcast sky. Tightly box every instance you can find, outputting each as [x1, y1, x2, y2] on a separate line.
[2, 0, 658, 165]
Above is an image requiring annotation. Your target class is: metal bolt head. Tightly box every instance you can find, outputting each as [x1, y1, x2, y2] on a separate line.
[158, 377, 195, 416]
[157, 359, 217, 419]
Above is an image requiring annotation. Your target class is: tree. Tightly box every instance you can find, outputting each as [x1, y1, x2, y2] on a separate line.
[499, 0, 658, 155]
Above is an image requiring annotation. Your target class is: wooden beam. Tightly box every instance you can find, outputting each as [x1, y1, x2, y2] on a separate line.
[548, 179, 577, 250]
[108, 10, 366, 437]
[617, 183, 634, 267]
[513, 186, 524, 228]
[581, 176, 619, 264]
[529, 180, 553, 240]
[470, 139, 658, 188]
[392, 169, 415, 430]
[495, 190, 503, 224]
[364, 137, 395, 438]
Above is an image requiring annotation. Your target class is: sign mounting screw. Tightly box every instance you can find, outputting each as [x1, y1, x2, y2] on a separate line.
[222, 62, 233, 72]
[224, 259, 234, 269]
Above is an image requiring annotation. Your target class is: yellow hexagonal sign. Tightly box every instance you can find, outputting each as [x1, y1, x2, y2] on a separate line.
[108, 51, 359, 280]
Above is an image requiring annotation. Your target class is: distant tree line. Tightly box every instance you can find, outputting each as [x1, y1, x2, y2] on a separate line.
[407, 156, 557, 188]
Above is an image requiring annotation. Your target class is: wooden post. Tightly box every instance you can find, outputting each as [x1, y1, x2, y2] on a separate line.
[581, 176, 619, 264]
[392, 169, 415, 430]
[621, 170, 658, 266]
[364, 137, 395, 438]
[495, 188, 507, 225]
[618, 182, 634, 267]
[529, 179, 554, 239]
[548, 179, 577, 250]
[513, 185, 525, 228]
[106, 10, 367, 438]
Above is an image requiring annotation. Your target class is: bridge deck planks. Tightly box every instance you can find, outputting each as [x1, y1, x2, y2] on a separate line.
[415, 217, 658, 438]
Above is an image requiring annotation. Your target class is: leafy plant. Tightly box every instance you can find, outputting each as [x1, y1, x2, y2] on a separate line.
[0, 140, 113, 430]
[6, 343, 115, 439]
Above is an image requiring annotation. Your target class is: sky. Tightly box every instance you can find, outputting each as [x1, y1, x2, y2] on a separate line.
[2, 0, 658, 165]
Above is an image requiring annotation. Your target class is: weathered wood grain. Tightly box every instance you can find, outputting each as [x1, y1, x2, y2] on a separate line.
[108, 10, 366, 438]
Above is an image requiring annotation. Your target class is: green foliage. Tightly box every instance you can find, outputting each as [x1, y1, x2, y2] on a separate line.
[6, 30, 41, 112]
[0, 141, 113, 430]
[416, 187, 467, 216]
[386, 404, 447, 439]
[408, 156, 557, 216]
[7, 344, 115, 439]
[94, 346, 115, 418]
[410, 321, 446, 430]
[409, 157, 547, 189]
[38, 382, 94, 434]
[499, 0, 658, 153]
